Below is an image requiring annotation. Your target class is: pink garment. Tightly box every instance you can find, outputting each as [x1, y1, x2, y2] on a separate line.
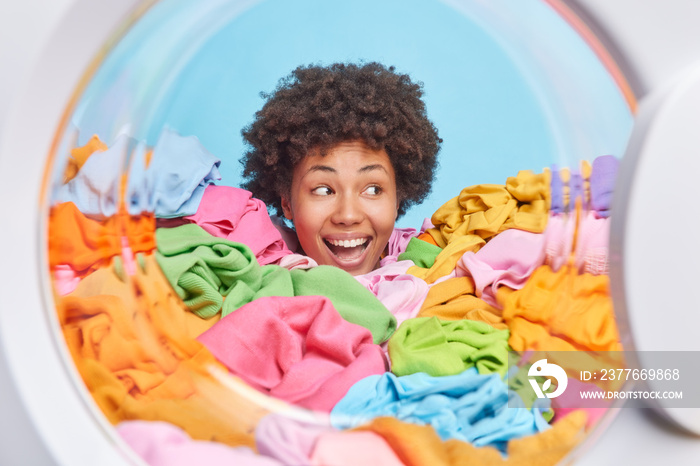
[255, 414, 333, 465]
[380, 228, 419, 267]
[276, 253, 319, 270]
[53, 264, 81, 296]
[574, 211, 610, 275]
[456, 229, 546, 308]
[197, 295, 387, 412]
[310, 431, 406, 466]
[550, 378, 611, 429]
[183, 185, 292, 265]
[355, 260, 430, 328]
[420, 217, 434, 234]
[543, 213, 576, 272]
[116, 420, 282, 466]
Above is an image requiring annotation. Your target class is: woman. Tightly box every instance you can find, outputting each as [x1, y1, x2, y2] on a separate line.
[240, 62, 441, 275]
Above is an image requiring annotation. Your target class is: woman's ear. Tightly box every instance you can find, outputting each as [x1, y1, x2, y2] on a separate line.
[281, 196, 294, 220]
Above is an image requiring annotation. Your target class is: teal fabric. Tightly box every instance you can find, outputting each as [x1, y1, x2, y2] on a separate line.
[156, 224, 396, 343]
[388, 316, 510, 377]
[397, 237, 442, 268]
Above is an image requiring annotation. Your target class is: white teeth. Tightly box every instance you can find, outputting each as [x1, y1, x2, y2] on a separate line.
[328, 238, 367, 248]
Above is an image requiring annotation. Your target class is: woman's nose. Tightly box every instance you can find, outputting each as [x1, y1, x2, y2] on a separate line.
[331, 195, 364, 225]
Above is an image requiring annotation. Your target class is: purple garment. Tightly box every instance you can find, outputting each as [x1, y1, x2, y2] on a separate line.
[116, 420, 282, 466]
[550, 165, 565, 214]
[590, 155, 619, 218]
[255, 414, 333, 465]
[456, 229, 546, 308]
[380, 228, 419, 267]
[356, 261, 430, 328]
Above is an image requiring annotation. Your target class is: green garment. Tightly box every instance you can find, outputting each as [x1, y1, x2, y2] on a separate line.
[388, 316, 510, 377]
[155, 224, 396, 343]
[397, 237, 442, 268]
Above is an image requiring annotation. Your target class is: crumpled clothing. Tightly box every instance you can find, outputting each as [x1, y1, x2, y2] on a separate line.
[355, 261, 430, 328]
[182, 185, 292, 265]
[53, 264, 82, 296]
[148, 129, 222, 218]
[380, 228, 419, 267]
[57, 254, 267, 448]
[543, 214, 576, 273]
[407, 235, 486, 284]
[116, 420, 282, 466]
[155, 224, 396, 344]
[398, 236, 442, 268]
[502, 263, 622, 353]
[388, 316, 510, 377]
[426, 170, 551, 248]
[62, 134, 107, 183]
[55, 134, 129, 218]
[456, 229, 546, 308]
[353, 412, 586, 466]
[197, 295, 387, 412]
[418, 276, 506, 329]
[574, 211, 610, 276]
[49, 201, 156, 276]
[409, 171, 550, 284]
[310, 431, 406, 466]
[255, 415, 332, 465]
[275, 253, 318, 270]
[330, 369, 549, 452]
[551, 378, 610, 429]
[589, 155, 618, 218]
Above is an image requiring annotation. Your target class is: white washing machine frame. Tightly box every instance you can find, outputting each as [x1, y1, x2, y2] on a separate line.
[1, 0, 699, 464]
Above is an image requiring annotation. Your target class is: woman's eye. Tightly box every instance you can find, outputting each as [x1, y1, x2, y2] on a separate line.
[312, 186, 333, 196]
[365, 185, 382, 195]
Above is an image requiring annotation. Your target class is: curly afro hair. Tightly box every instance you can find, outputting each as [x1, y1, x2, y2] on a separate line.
[240, 62, 442, 218]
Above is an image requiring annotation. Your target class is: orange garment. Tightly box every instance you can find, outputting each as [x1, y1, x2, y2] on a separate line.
[418, 276, 506, 330]
[48, 201, 156, 276]
[63, 134, 108, 183]
[355, 411, 586, 466]
[416, 232, 438, 246]
[502, 263, 621, 353]
[409, 171, 550, 283]
[56, 254, 261, 447]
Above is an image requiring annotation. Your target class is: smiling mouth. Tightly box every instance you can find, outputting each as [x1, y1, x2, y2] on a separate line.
[323, 237, 370, 261]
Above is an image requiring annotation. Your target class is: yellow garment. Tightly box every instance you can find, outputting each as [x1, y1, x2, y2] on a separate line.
[502, 263, 621, 353]
[355, 411, 587, 466]
[63, 134, 108, 183]
[407, 235, 485, 284]
[57, 255, 262, 448]
[409, 170, 550, 284]
[427, 170, 550, 248]
[418, 276, 506, 330]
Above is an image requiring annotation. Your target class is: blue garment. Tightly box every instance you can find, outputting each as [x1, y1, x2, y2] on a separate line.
[142, 128, 221, 218]
[330, 369, 549, 452]
[55, 129, 221, 218]
[55, 134, 128, 218]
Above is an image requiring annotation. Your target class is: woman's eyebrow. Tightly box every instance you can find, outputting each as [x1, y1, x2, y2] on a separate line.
[305, 165, 336, 174]
[358, 164, 388, 174]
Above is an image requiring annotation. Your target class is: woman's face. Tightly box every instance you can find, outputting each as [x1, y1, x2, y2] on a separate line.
[281, 141, 399, 276]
